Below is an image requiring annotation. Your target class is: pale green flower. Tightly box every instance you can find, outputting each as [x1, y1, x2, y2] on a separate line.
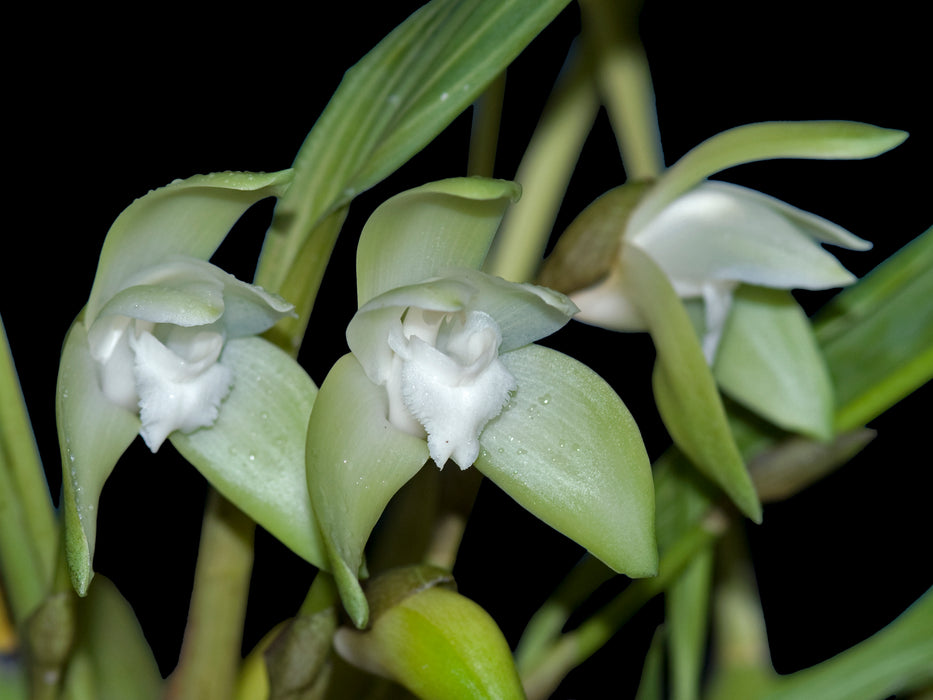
[306, 177, 657, 628]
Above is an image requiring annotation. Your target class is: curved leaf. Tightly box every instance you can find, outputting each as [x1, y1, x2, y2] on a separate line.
[305, 354, 429, 628]
[475, 344, 657, 577]
[170, 336, 324, 568]
[356, 177, 520, 306]
[256, 0, 572, 296]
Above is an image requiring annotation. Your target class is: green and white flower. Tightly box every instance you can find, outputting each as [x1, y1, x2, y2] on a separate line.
[57, 170, 326, 594]
[572, 180, 871, 362]
[306, 177, 658, 627]
[540, 121, 907, 520]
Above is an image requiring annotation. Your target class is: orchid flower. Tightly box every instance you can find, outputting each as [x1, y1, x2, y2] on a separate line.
[539, 121, 907, 520]
[57, 171, 326, 594]
[571, 180, 871, 363]
[306, 177, 657, 627]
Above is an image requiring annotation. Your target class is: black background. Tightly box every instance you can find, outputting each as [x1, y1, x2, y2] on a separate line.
[4, 2, 930, 697]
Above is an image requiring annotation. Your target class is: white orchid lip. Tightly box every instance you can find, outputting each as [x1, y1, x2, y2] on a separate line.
[86, 256, 294, 452]
[386, 307, 517, 468]
[347, 269, 577, 470]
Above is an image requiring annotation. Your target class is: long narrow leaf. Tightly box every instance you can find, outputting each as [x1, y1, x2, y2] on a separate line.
[254, 0, 571, 349]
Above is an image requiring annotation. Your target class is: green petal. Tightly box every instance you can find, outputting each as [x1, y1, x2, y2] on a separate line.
[93, 281, 224, 329]
[57, 317, 140, 595]
[451, 269, 577, 352]
[621, 246, 761, 522]
[355, 177, 520, 307]
[715, 286, 835, 441]
[475, 344, 658, 577]
[87, 169, 293, 324]
[305, 354, 429, 628]
[348, 270, 575, 385]
[170, 336, 324, 568]
[632, 121, 907, 231]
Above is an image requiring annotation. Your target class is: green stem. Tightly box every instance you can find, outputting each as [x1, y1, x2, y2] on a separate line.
[468, 72, 506, 178]
[484, 42, 599, 283]
[578, 0, 663, 181]
[164, 490, 255, 700]
[422, 466, 483, 571]
[711, 526, 771, 671]
[514, 554, 614, 672]
[0, 315, 57, 625]
[522, 514, 726, 700]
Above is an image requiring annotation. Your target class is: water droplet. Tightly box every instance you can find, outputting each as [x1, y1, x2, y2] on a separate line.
[538, 394, 551, 405]
[248, 453, 255, 462]
[517, 448, 527, 456]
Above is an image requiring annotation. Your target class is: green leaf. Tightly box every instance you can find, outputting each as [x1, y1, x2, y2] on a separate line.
[335, 584, 525, 700]
[815, 227, 933, 431]
[305, 354, 429, 628]
[475, 343, 658, 577]
[715, 286, 834, 441]
[634, 627, 666, 700]
[56, 317, 140, 596]
[631, 121, 907, 231]
[622, 245, 761, 522]
[87, 170, 293, 324]
[0, 316, 56, 618]
[764, 587, 933, 700]
[170, 336, 324, 568]
[654, 453, 716, 700]
[355, 177, 521, 306]
[256, 0, 571, 290]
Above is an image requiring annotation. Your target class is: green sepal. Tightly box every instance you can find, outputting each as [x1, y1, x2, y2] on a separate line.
[171, 336, 325, 568]
[87, 169, 293, 324]
[475, 344, 658, 577]
[57, 317, 140, 595]
[632, 121, 907, 230]
[715, 286, 834, 441]
[334, 573, 525, 700]
[622, 245, 761, 522]
[305, 354, 429, 628]
[356, 177, 520, 306]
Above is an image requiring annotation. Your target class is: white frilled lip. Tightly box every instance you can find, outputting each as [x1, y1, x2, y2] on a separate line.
[347, 269, 577, 389]
[85, 256, 295, 451]
[571, 181, 871, 334]
[345, 268, 577, 467]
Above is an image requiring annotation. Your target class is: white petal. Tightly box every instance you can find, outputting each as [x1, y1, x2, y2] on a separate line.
[130, 328, 233, 451]
[87, 316, 140, 411]
[700, 281, 737, 364]
[569, 267, 648, 331]
[630, 182, 858, 291]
